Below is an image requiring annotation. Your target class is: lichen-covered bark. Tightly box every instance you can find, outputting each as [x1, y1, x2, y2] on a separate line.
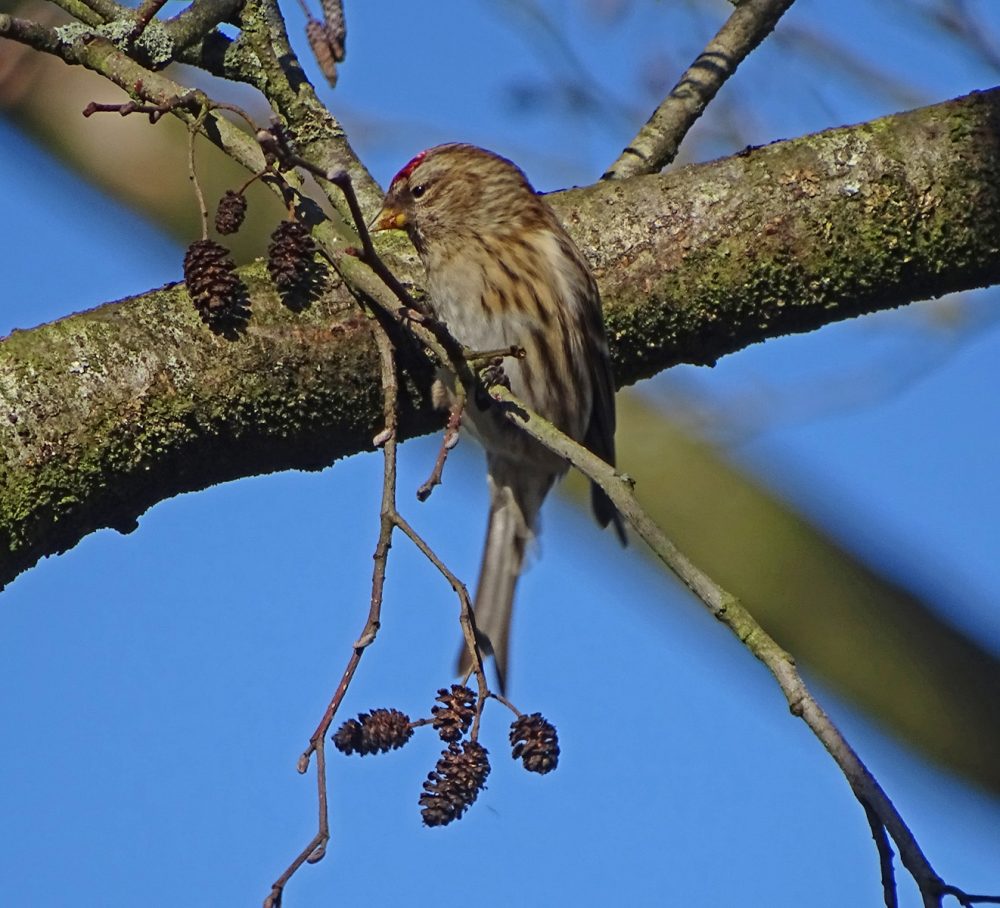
[559, 87, 1000, 380]
[0, 266, 435, 589]
[2, 87, 999, 590]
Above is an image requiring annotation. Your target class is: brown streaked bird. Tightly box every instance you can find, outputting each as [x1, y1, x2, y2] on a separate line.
[373, 144, 625, 691]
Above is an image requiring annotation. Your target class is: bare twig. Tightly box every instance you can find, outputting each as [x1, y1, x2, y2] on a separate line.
[267, 321, 400, 908]
[324, 169, 424, 314]
[83, 89, 261, 133]
[83, 96, 190, 122]
[940, 888, 1000, 907]
[488, 690, 523, 719]
[863, 799, 899, 908]
[187, 121, 210, 239]
[261, 183, 494, 894]
[391, 512, 490, 738]
[264, 310, 494, 901]
[264, 736, 328, 908]
[604, 0, 796, 180]
[483, 382, 997, 908]
[322, 167, 495, 712]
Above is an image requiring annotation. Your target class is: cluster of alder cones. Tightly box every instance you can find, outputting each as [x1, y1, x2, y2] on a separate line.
[182, 188, 323, 331]
[332, 684, 560, 827]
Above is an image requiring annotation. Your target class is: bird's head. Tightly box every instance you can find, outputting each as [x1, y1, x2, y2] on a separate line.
[372, 144, 542, 251]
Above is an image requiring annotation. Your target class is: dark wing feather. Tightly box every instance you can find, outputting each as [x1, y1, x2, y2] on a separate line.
[580, 275, 627, 545]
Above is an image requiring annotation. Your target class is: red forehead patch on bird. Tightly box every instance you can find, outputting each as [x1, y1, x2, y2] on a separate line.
[390, 150, 429, 187]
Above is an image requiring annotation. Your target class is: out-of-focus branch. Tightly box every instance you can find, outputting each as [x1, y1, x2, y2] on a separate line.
[585, 393, 1000, 794]
[72, 0, 124, 25]
[604, 0, 796, 180]
[0, 14, 266, 172]
[47, 0, 106, 27]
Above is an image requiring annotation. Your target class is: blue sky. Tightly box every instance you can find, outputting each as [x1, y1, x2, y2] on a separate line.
[1, 1, 999, 906]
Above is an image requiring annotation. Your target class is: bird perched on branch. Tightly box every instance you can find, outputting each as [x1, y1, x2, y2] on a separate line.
[374, 143, 625, 691]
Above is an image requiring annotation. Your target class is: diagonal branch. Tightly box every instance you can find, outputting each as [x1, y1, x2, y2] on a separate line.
[604, 0, 797, 180]
[164, 0, 245, 51]
[485, 382, 995, 908]
[236, 0, 383, 216]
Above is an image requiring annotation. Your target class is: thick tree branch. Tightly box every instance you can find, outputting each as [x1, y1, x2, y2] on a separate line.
[1, 88, 999, 595]
[569, 87, 1000, 384]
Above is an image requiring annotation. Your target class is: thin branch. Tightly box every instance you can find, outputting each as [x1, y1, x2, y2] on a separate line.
[267, 320, 400, 908]
[187, 121, 210, 239]
[72, 0, 126, 25]
[483, 382, 995, 908]
[125, 0, 169, 48]
[391, 512, 490, 737]
[863, 798, 899, 908]
[604, 0, 796, 180]
[163, 0, 244, 52]
[46, 0, 106, 27]
[940, 888, 1000, 907]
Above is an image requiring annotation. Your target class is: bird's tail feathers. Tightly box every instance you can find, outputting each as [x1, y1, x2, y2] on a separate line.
[457, 467, 548, 692]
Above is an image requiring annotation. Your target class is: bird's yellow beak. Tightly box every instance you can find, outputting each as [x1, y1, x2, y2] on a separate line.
[371, 205, 408, 232]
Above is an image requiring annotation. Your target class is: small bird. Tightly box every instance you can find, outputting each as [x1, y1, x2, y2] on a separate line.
[373, 144, 625, 690]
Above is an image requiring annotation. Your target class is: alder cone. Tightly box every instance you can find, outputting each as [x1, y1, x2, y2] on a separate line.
[510, 712, 559, 774]
[305, 19, 338, 87]
[332, 708, 413, 756]
[419, 741, 490, 827]
[183, 238, 246, 327]
[214, 190, 247, 235]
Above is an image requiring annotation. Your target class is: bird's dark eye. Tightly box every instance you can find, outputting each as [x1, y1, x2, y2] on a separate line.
[411, 184, 427, 199]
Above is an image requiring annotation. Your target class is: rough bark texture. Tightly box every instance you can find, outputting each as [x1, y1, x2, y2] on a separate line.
[2, 88, 1000, 591]
[566, 87, 1000, 380]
